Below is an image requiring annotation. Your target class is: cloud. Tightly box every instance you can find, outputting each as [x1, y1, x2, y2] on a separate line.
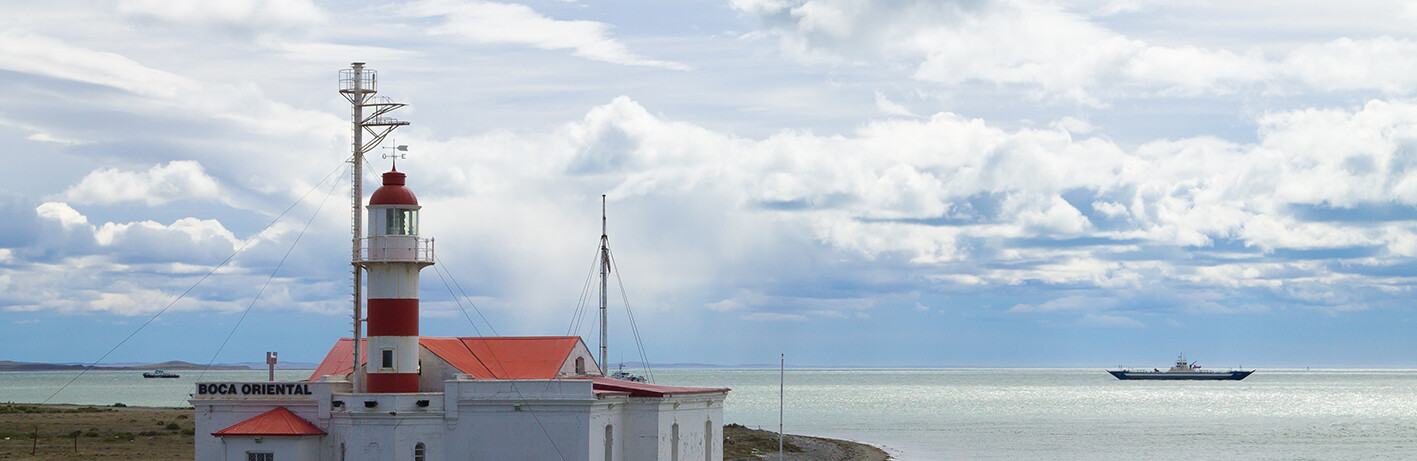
[1010, 295, 1119, 313]
[1075, 313, 1144, 328]
[115, 0, 324, 32]
[407, 0, 688, 70]
[61, 161, 223, 207]
[0, 30, 198, 99]
[472, 95, 1417, 313]
[1282, 37, 1417, 95]
[874, 91, 916, 117]
[732, 0, 1417, 101]
[33, 202, 241, 265]
[741, 312, 809, 322]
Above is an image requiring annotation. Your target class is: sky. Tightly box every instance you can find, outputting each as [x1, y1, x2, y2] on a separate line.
[2, 0, 1417, 369]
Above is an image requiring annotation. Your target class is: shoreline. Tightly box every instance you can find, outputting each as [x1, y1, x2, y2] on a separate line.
[724, 423, 890, 461]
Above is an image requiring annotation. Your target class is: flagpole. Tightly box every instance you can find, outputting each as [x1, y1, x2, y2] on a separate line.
[779, 353, 784, 461]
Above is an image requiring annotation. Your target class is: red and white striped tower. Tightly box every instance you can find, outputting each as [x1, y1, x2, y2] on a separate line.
[361, 166, 434, 393]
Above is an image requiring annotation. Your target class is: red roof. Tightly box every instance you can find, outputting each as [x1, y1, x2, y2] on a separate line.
[308, 336, 583, 381]
[307, 338, 364, 381]
[584, 376, 730, 398]
[306, 336, 728, 397]
[422, 337, 582, 379]
[212, 407, 325, 437]
[369, 169, 417, 206]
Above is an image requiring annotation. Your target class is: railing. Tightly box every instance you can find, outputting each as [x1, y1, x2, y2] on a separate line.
[338, 68, 378, 93]
[358, 236, 434, 263]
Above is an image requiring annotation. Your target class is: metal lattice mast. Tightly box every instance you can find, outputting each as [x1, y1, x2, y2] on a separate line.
[599, 195, 609, 374]
[339, 62, 409, 393]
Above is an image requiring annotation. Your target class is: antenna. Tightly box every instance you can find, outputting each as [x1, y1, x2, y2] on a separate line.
[599, 195, 609, 375]
[340, 62, 410, 393]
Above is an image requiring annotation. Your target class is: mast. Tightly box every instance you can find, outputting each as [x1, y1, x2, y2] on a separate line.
[339, 62, 409, 392]
[599, 195, 609, 375]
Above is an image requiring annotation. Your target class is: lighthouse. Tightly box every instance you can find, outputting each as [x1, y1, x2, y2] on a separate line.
[361, 166, 433, 393]
[192, 63, 727, 461]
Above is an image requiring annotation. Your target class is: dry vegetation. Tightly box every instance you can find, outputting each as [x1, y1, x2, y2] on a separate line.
[0, 403, 193, 459]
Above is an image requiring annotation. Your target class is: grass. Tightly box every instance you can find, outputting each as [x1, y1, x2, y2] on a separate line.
[0, 403, 193, 459]
[723, 423, 802, 460]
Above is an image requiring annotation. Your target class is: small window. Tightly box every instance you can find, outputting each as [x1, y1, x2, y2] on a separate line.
[575, 357, 586, 375]
[414, 442, 426, 461]
[248, 453, 274, 461]
[381, 349, 394, 369]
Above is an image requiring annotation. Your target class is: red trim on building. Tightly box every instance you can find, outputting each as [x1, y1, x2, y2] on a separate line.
[366, 372, 419, 393]
[367, 298, 419, 336]
[585, 376, 730, 398]
[212, 407, 325, 437]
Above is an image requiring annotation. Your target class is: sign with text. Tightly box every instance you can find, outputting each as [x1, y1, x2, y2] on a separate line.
[196, 382, 314, 398]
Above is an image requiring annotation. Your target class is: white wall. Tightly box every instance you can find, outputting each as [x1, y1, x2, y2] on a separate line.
[222, 436, 321, 461]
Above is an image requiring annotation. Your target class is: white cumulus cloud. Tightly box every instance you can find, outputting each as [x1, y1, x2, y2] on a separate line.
[62, 161, 223, 207]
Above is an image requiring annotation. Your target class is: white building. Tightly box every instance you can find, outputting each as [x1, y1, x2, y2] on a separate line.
[192, 335, 728, 461]
[192, 106, 729, 459]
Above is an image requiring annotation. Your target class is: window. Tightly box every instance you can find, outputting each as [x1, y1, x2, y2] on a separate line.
[381, 349, 394, 369]
[604, 425, 614, 461]
[385, 209, 418, 235]
[671, 423, 680, 461]
[414, 442, 426, 461]
[248, 453, 274, 461]
[575, 357, 586, 375]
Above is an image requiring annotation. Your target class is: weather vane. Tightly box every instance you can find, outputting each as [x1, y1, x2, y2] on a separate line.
[382, 142, 409, 168]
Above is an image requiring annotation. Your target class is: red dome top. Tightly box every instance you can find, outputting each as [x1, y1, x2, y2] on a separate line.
[369, 168, 418, 206]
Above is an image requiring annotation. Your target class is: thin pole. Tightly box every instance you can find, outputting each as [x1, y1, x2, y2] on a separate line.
[349, 62, 366, 394]
[779, 353, 784, 461]
[599, 195, 609, 374]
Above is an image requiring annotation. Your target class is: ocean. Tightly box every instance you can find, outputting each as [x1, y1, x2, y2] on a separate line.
[5, 368, 1417, 460]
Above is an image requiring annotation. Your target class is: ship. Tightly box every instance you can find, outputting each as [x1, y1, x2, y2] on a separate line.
[143, 370, 181, 378]
[1108, 355, 1253, 380]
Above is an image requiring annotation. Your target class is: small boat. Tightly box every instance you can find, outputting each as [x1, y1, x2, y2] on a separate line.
[1108, 355, 1252, 380]
[610, 363, 646, 383]
[143, 370, 181, 378]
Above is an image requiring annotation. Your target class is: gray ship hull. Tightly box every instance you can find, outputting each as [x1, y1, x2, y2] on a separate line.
[1109, 370, 1252, 380]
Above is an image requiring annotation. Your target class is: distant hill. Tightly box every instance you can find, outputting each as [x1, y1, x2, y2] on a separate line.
[0, 360, 249, 372]
[233, 361, 320, 370]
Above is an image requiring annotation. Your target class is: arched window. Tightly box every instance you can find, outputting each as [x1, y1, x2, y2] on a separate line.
[576, 357, 586, 375]
[704, 420, 713, 461]
[414, 442, 426, 461]
[604, 424, 614, 461]
[671, 423, 680, 461]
